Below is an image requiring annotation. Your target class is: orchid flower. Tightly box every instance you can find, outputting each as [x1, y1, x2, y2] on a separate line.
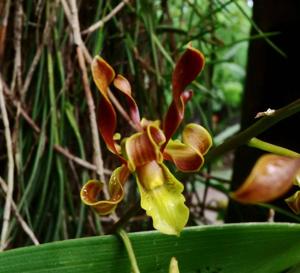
[80, 45, 212, 235]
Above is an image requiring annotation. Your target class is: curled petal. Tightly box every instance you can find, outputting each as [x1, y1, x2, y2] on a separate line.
[285, 191, 300, 215]
[136, 161, 189, 235]
[113, 75, 141, 129]
[164, 140, 204, 172]
[125, 125, 165, 171]
[163, 123, 211, 172]
[147, 124, 166, 147]
[92, 56, 120, 156]
[182, 123, 212, 155]
[231, 155, 300, 204]
[163, 45, 205, 143]
[141, 118, 161, 129]
[92, 56, 115, 97]
[80, 165, 129, 215]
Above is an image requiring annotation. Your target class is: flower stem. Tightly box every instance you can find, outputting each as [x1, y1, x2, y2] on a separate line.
[248, 137, 300, 158]
[117, 228, 141, 273]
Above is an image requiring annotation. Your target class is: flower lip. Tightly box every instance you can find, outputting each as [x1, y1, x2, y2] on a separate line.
[136, 161, 189, 235]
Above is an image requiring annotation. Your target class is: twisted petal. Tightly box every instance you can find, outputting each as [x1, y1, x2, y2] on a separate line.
[163, 98, 184, 146]
[231, 155, 300, 204]
[163, 45, 205, 143]
[125, 124, 165, 171]
[92, 56, 120, 155]
[164, 123, 212, 172]
[113, 75, 141, 129]
[172, 45, 205, 100]
[80, 165, 129, 215]
[135, 161, 189, 235]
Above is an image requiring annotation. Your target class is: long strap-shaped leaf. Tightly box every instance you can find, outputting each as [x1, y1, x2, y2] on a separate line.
[1, 223, 300, 273]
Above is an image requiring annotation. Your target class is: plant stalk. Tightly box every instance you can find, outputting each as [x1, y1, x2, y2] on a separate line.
[117, 229, 141, 273]
[248, 137, 300, 158]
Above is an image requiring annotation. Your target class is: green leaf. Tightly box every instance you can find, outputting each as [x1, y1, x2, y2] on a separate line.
[1, 224, 300, 272]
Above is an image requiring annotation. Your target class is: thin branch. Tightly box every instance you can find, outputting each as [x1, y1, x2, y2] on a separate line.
[0, 78, 14, 251]
[60, 0, 94, 64]
[22, 0, 59, 98]
[67, 0, 81, 45]
[53, 144, 110, 174]
[66, 0, 106, 185]
[21, 20, 51, 98]
[60, 0, 72, 24]
[0, 0, 11, 61]
[35, 0, 44, 16]
[0, 177, 39, 246]
[76, 47, 106, 180]
[108, 89, 141, 132]
[81, 44, 93, 64]
[10, 0, 23, 96]
[81, 0, 130, 35]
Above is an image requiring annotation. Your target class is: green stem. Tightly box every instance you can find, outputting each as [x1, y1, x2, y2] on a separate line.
[205, 98, 300, 162]
[117, 229, 141, 273]
[248, 138, 300, 158]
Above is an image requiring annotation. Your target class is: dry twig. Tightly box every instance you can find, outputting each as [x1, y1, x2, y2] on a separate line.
[21, 21, 51, 98]
[81, 0, 130, 35]
[0, 0, 11, 60]
[64, 0, 106, 185]
[0, 78, 14, 251]
[10, 0, 23, 96]
[0, 177, 39, 246]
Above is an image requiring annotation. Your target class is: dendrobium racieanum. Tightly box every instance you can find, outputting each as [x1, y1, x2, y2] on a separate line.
[80, 45, 212, 235]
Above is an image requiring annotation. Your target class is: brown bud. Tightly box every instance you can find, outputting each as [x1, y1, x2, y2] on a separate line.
[231, 154, 300, 204]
